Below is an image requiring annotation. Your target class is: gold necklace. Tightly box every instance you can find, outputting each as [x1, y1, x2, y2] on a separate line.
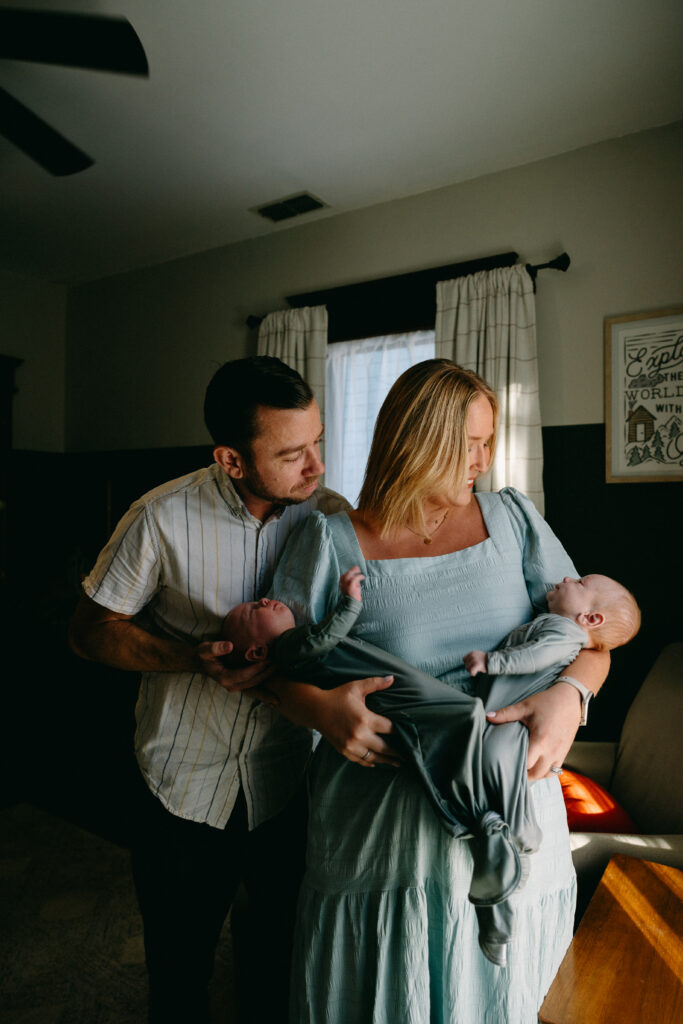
[405, 509, 449, 545]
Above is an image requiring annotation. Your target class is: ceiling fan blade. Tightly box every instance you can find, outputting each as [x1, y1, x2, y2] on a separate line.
[0, 85, 93, 175]
[0, 9, 148, 76]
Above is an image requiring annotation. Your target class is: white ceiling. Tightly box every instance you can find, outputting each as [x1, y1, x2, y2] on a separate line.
[1, 0, 681, 285]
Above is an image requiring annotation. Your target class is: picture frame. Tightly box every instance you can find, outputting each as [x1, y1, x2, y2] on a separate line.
[605, 307, 683, 483]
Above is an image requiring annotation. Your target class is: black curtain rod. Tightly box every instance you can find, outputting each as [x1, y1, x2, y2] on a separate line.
[246, 251, 570, 328]
[525, 251, 571, 292]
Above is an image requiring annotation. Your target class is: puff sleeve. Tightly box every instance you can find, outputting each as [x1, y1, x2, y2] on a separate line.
[268, 511, 343, 626]
[499, 487, 578, 613]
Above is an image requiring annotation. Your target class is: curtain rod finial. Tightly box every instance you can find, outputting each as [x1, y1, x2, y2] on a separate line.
[551, 252, 570, 273]
[525, 251, 571, 291]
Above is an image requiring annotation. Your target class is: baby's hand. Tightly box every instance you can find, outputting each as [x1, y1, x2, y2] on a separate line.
[464, 650, 488, 676]
[340, 566, 364, 602]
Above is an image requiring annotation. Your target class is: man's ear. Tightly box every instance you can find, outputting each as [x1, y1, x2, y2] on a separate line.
[214, 445, 246, 480]
[577, 611, 605, 629]
[245, 643, 269, 663]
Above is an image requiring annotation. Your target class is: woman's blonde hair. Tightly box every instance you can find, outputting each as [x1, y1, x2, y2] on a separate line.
[357, 359, 498, 537]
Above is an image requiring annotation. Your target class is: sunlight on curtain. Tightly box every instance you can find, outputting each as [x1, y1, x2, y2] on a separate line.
[435, 266, 544, 513]
[325, 330, 435, 504]
[257, 304, 328, 463]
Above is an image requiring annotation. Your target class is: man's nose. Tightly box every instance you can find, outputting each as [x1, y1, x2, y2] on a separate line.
[305, 447, 324, 476]
[259, 598, 270, 606]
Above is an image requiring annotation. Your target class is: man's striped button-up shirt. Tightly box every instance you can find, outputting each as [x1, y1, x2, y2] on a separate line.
[83, 463, 348, 829]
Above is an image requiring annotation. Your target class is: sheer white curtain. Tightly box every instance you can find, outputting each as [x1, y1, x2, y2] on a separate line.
[325, 330, 435, 504]
[257, 304, 328, 461]
[435, 265, 544, 513]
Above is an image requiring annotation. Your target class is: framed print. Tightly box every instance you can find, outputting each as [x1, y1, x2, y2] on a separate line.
[605, 307, 683, 483]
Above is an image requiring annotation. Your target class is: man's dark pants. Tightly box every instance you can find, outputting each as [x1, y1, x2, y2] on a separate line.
[130, 773, 307, 1024]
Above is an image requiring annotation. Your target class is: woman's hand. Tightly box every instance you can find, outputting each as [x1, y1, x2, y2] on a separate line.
[486, 683, 582, 780]
[258, 675, 402, 768]
[314, 676, 401, 767]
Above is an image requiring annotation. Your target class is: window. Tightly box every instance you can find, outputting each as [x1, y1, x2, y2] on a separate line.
[325, 330, 435, 504]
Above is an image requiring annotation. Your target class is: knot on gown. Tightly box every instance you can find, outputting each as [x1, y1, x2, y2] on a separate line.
[477, 810, 509, 837]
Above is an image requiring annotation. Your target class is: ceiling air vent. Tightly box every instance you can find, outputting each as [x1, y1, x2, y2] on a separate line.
[252, 192, 327, 223]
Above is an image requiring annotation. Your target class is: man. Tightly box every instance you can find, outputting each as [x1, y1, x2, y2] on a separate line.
[68, 356, 396, 1024]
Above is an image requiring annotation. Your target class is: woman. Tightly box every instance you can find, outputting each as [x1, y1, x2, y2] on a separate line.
[271, 360, 608, 1023]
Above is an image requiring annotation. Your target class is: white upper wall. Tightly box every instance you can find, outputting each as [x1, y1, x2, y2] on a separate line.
[1, 269, 66, 451]
[65, 122, 682, 451]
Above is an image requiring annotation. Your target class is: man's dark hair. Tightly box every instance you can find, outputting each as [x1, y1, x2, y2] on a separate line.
[204, 356, 314, 450]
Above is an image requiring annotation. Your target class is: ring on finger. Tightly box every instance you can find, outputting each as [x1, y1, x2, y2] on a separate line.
[549, 764, 564, 775]
[361, 749, 372, 761]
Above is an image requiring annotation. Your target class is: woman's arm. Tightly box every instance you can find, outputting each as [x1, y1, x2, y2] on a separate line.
[486, 648, 610, 779]
[495, 490, 611, 778]
[264, 512, 403, 766]
[556, 647, 610, 697]
[254, 675, 402, 768]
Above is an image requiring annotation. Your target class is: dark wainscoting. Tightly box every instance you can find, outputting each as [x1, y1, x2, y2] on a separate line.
[543, 423, 682, 743]
[2, 445, 212, 838]
[3, 429, 681, 832]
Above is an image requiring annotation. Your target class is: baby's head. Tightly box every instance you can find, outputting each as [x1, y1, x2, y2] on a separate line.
[221, 597, 295, 665]
[546, 575, 641, 651]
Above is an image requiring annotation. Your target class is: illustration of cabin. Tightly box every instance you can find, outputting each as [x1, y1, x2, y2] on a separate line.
[627, 405, 656, 443]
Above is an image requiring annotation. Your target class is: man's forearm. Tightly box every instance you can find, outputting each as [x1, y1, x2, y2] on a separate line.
[69, 594, 275, 692]
[68, 614, 199, 674]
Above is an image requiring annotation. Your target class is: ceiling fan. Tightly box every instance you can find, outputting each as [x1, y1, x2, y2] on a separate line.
[0, 7, 148, 175]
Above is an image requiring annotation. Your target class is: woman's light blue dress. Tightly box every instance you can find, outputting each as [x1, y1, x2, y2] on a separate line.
[271, 489, 578, 1024]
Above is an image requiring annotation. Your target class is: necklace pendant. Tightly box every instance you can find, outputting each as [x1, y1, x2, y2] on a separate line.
[424, 537, 432, 545]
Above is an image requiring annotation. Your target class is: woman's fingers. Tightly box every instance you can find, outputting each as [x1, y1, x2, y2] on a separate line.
[355, 730, 402, 768]
[358, 674, 395, 713]
[327, 676, 401, 766]
[356, 678, 401, 765]
[486, 685, 581, 780]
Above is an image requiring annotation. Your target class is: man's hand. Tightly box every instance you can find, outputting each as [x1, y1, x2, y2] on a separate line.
[486, 683, 582, 780]
[340, 566, 364, 602]
[195, 640, 274, 692]
[464, 650, 488, 676]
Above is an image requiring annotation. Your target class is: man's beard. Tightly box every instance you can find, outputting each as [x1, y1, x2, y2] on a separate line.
[240, 464, 319, 508]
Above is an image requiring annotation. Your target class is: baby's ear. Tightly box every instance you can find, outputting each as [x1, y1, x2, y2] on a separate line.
[245, 644, 269, 663]
[577, 611, 605, 628]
